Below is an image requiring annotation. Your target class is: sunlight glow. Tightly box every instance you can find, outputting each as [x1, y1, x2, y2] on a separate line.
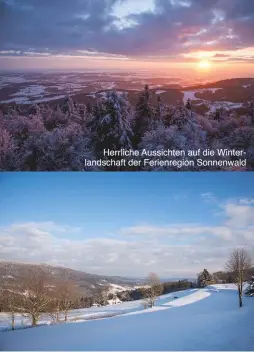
[198, 60, 211, 70]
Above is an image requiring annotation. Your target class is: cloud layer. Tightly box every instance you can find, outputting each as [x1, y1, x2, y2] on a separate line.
[1, 0, 254, 63]
[1, 197, 253, 277]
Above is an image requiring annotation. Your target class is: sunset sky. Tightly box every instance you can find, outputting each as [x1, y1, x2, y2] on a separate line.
[0, 0, 254, 72]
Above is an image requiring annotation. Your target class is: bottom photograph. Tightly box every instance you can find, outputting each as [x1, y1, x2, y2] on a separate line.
[0, 172, 253, 351]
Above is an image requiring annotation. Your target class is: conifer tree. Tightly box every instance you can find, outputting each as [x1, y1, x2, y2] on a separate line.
[133, 85, 155, 146]
[88, 90, 133, 162]
[248, 99, 254, 124]
[215, 109, 221, 121]
[197, 269, 213, 288]
[245, 277, 254, 296]
[186, 98, 192, 110]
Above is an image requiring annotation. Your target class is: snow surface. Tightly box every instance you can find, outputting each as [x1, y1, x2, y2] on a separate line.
[0, 95, 66, 104]
[155, 90, 166, 95]
[11, 85, 45, 97]
[1, 285, 253, 351]
[98, 91, 127, 100]
[208, 101, 243, 113]
[181, 88, 222, 104]
[32, 95, 66, 103]
[2, 275, 14, 279]
[98, 82, 116, 90]
[108, 283, 130, 293]
[0, 76, 32, 84]
[181, 88, 244, 114]
[0, 97, 31, 104]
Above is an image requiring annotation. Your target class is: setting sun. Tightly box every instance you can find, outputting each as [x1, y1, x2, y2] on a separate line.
[198, 60, 211, 70]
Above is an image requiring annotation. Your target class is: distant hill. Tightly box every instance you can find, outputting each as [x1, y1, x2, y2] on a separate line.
[0, 261, 196, 296]
[183, 78, 254, 90]
[0, 261, 144, 295]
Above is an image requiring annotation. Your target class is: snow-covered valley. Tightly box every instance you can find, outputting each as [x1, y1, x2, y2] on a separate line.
[0, 73, 253, 117]
[181, 89, 244, 113]
[0, 284, 253, 351]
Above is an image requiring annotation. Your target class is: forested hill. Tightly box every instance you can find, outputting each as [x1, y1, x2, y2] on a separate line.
[1, 85, 254, 171]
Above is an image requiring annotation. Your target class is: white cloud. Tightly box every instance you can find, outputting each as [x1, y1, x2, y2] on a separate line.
[8, 221, 81, 234]
[223, 201, 254, 228]
[200, 192, 217, 203]
[121, 225, 234, 241]
[0, 199, 253, 277]
[239, 198, 254, 205]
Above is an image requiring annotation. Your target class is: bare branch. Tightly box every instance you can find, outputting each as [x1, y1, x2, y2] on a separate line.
[225, 248, 252, 307]
[141, 273, 163, 308]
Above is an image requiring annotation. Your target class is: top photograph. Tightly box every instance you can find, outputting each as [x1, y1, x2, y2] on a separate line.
[0, 0, 254, 171]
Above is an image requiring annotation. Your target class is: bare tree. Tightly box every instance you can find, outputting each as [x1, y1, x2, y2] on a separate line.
[141, 273, 163, 308]
[16, 266, 53, 326]
[47, 296, 61, 324]
[59, 280, 78, 322]
[93, 285, 109, 306]
[225, 248, 252, 307]
[0, 290, 20, 330]
[5, 293, 16, 330]
[47, 274, 79, 323]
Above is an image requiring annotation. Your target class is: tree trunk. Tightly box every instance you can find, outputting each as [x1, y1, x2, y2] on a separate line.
[64, 311, 67, 322]
[238, 286, 243, 308]
[11, 313, 15, 330]
[32, 315, 37, 326]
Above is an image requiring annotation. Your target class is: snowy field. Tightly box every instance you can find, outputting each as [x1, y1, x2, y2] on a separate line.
[181, 88, 222, 104]
[0, 284, 253, 351]
[181, 89, 243, 113]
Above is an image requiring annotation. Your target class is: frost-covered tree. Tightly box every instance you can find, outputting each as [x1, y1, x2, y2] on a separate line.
[214, 109, 221, 121]
[185, 98, 192, 110]
[153, 95, 165, 129]
[42, 105, 68, 131]
[139, 107, 207, 170]
[142, 125, 181, 151]
[225, 127, 254, 150]
[5, 114, 45, 145]
[62, 96, 84, 125]
[0, 85, 253, 171]
[62, 96, 74, 114]
[33, 124, 95, 171]
[88, 90, 134, 162]
[163, 104, 178, 127]
[1, 112, 47, 170]
[0, 127, 19, 170]
[133, 85, 155, 146]
[76, 104, 91, 130]
[248, 99, 254, 124]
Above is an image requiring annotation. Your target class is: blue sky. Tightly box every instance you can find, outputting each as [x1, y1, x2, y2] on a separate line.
[0, 173, 253, 277]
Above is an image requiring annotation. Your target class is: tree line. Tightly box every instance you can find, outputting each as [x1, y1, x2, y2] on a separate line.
[0, 268, 193, 331]
[197, 248, 253, 307]
[0, 248, 252, 331]
[1, 85, 254, 171]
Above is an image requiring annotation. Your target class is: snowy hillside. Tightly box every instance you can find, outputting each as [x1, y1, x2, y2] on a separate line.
[0, 262, 140, 295]
[1, 285, 253, 351]
[181, 88, 244, 114]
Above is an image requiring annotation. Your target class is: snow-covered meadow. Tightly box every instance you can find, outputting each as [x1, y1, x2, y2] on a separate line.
[181, 88, 244, 113]
[0, 284, 253, 351]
